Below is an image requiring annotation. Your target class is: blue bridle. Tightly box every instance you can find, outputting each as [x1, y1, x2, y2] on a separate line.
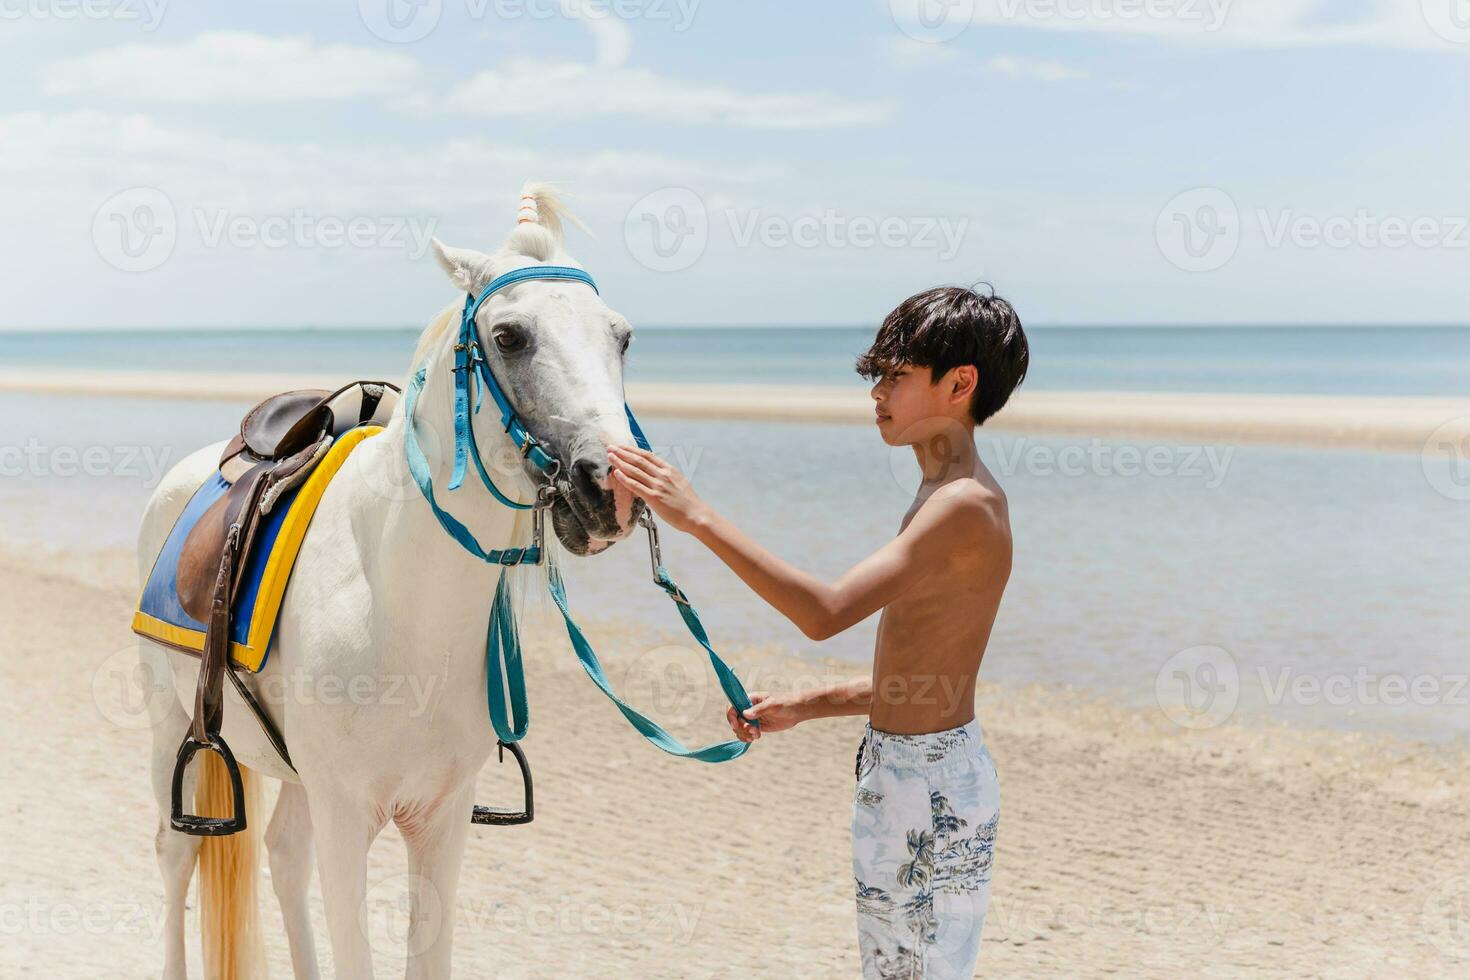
[404, 264, 756, 763]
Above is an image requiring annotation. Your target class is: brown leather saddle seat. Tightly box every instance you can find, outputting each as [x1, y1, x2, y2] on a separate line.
[166, 380, 398, 836]
[176, 383, 395, 620]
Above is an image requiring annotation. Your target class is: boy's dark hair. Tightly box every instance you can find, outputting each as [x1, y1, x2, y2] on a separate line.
[855, 285, 1029, 426]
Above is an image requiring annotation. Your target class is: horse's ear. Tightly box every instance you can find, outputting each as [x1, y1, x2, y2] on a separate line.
[432, 239, 493, 294]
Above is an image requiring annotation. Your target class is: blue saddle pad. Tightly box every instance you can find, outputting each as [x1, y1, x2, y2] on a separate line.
[132, 426, 382, 671]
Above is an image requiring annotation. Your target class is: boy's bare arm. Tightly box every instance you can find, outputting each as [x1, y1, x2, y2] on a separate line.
[726, 677, 873, 742]
[609, 445, 984, 640]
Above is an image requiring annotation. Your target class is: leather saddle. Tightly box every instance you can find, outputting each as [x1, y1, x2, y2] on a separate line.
[170, 380, 398, 836]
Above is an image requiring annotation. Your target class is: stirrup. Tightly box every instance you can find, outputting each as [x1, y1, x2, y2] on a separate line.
[471, 741, 534, 826]
[170, 732, 248, 837]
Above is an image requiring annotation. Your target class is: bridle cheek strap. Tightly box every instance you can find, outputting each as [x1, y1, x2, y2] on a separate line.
[448, 265, 597, 494]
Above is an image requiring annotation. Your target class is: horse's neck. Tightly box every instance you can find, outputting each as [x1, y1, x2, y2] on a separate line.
[343, 374, 535, 650]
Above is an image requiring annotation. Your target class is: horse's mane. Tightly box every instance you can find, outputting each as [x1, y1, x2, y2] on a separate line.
[409, 181, 587, 372]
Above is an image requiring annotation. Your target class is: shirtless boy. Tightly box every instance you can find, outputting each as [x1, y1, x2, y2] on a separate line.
[607, 285, 1029, 979]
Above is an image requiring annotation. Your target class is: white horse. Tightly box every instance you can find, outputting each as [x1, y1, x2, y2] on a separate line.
[135, 184, 644, 979]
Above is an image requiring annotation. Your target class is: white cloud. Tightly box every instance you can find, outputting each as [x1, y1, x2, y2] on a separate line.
[881, 36, 962, 68]
[0, 110, 785, 220]
[37, 31, 424, 103]
[441, 60, 894, 127]
[39, 20, 892, 128]
[437, 12, 892, 128]
[984, 55, 1090, 81]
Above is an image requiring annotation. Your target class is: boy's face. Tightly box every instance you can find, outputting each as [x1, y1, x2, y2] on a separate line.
[869, 362, 969, 446]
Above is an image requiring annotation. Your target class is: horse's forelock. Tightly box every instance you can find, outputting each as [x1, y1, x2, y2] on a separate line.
[502, 181, 587, 262]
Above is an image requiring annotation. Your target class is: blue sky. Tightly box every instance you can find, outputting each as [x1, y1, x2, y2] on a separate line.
[4, 0, 1469, 329]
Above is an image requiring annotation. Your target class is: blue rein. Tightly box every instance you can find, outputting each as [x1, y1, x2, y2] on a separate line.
[404, 264, 755, 762]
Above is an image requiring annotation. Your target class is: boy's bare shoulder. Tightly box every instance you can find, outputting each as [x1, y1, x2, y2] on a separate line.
[918, 476, 1010, 542]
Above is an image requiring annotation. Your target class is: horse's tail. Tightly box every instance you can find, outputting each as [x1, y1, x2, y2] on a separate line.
[197, 754, 268, 979]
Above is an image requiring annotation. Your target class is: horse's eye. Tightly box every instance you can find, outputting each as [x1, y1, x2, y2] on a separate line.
[492, 328, 525, 353]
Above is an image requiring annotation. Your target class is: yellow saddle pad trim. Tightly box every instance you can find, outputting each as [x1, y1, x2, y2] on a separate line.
[131, 424, 383, 671]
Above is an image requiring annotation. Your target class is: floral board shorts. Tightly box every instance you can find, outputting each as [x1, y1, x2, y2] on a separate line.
[852, 720, 1000, 979]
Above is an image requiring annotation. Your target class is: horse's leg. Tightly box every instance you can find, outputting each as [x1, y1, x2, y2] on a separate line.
[400, 784, 475, 980]
[267, 781, 321, 980]
[147, 657, 201, 980]
[306, 782, 382, 979]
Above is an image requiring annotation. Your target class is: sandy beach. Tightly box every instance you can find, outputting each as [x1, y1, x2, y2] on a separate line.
[2, 368, 1467, 454]
[4, 544, 1468, 979]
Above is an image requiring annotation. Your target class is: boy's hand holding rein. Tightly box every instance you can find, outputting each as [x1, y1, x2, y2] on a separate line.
[726, 679, 876, 742]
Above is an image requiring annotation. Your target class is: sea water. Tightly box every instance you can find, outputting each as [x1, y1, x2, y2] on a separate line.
[2, 373, 1465, 744]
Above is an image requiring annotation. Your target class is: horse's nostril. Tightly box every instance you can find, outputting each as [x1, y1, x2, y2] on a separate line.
[570, 458, 605, 497]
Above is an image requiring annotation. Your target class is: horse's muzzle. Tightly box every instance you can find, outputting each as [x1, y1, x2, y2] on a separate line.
[551, 453, 643, 555]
